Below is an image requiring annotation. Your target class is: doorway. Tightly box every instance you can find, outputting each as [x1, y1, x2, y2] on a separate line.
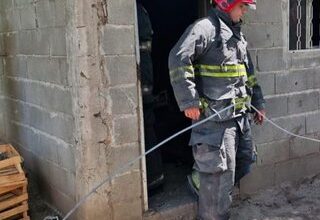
[137, 0, 211, 211]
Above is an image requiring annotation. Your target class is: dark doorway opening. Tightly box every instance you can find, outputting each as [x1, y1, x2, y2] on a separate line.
[313, 0, 320, 47]
[137, 0, 210, 211]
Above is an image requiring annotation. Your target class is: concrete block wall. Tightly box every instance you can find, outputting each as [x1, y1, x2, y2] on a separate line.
[0, 0, 76, 214]
[240, 0, 320, 195]
[0, 0, 144, 219]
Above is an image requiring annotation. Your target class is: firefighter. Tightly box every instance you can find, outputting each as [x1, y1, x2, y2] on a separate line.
[168, 0, 266, 219]
[137, 2, 164, 191]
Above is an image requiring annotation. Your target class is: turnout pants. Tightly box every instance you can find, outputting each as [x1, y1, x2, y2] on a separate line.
[191, 116, 253, 220]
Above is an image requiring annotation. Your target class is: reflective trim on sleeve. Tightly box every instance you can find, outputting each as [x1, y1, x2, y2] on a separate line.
[246, 75, 258, 88]
[169, 66, 195, 83]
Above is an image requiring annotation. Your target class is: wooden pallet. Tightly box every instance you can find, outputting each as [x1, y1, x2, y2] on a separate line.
[0, 181, 29, 220]
[0, 145, 29, 220]
[0, 145, 25, 186]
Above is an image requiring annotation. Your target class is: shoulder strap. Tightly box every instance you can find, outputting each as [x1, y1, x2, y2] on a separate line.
[210, 10, 221, 40]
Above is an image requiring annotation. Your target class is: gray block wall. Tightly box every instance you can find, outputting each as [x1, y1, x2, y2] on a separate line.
[0, 0, 144, 219]
[0, 0, 76, 214]
[240, 0, 320, 195]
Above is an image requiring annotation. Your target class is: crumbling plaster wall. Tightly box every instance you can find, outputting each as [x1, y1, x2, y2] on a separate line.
[70, 0, 143, 219]
[240, 0, 320, 194]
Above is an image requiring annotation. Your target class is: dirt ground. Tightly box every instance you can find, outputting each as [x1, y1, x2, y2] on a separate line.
[27, 172, 61, 220]
[230, 173, 320, 220]
[27, 166, 320, 220]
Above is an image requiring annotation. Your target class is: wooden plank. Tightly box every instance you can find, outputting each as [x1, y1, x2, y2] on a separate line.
[0, 193, 28, 211]
[0, 157, 21, 170]
[0, 181, 27, 196]
[0, 203, 28, 219]
[18, 216, 30, 220]
[0, 181, 27, 189]
[0, 174, 25, 185]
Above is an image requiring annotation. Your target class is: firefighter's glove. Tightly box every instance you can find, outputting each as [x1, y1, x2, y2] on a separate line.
[254, 109, 266, 125]
[184, 107, 200, 121]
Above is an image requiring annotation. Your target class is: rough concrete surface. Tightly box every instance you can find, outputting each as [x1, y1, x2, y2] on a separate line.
[146, 169, 320, 220]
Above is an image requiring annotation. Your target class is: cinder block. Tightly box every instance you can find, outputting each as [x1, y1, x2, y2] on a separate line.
[27, 104, 74, 143]
[265, 95, 288, 118]
[313, 68, 320, 90]
[25, 81, 73, 115]
[50, 28, 67, 56]
[4, 32, 19, 55]
[37, 132, 59, 164]
[27, 57, 68, 85]
[3, 77, 26, 101]
[19, 6, 36, 29]
[104, 55, 137, 86]
[113, 115, 139, 145]
[306, 111, 320, 134]
[39, 179, 76, 215]
[290, 52, 320, 69]
[275, 69, 315, 94]
[4, 56, 27, 77]
[0, 113, 5, 138]
[18, 30, 33, 55]
[289, 133, 320, 158]
[109, 143, 140, 172]
[35, 0, 54, 28]
[101, 25, 135, 55]
[287, 91, 319, 114]
[275, 154, 320, 185]
[256, 139, 290, 165]
[0, 58, 4, 75]
[18, 29, 51, 55]
[0, 9, 19, 32]
[110, 85, 138, 115]
[240, 164, 275, 195]
[0, 0, 14, 10]
[57, 144, 75, 172]
[275, 157, 304, 185]
[111, 171, 142, 203]
[257, 48, 285, 72]
[50, 164, 75, 198]
[51, 0, 66, 27]
[0, 35, 4, 56]
[251, 120, 274, 144]
[113, 199, 143, 220]
[243, 23, 283, 49]
[31, 29, 50, 55]
[7, 121, 37, 152]
[272, 114, 306, 141]
[255, 73, 275, 96]
[107, 0, 135, 25]
[14, 0, 33, 8]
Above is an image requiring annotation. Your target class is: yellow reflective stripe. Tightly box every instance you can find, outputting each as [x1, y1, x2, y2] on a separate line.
[169, 66, 195, 82]
[195, 71, 247, 78]
[194, 64, 246, 71]
[194, 64, 247, 78]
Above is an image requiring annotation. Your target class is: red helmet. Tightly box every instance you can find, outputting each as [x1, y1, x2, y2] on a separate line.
[213, 0, 256, 12]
